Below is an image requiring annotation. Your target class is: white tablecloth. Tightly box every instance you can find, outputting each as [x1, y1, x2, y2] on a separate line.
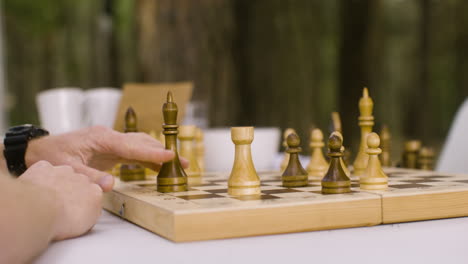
[35, 210, 468, 264]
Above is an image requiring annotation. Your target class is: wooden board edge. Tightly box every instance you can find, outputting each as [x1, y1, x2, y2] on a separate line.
[103, 191, 176, 241]
[382, 190, 468, 223]
[171, 198, 382, 242]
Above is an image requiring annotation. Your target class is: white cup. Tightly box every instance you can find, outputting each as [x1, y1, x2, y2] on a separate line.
[84, 88, 122, 128]
[36, 88, 85, 134]
[204, 127, 281, 172]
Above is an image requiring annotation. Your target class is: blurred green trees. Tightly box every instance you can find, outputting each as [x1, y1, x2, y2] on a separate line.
[3, 0, 468, 160]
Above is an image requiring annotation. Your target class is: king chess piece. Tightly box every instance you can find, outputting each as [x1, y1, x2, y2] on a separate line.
[156, 92, 188, 193]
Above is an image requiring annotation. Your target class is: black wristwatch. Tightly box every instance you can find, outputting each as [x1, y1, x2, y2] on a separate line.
[3, 125, 49, 176]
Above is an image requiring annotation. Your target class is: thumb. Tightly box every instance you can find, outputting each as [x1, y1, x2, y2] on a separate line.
[74, 164, 115, 192]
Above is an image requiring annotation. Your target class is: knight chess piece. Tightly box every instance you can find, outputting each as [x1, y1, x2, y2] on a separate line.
[353, 87, 375, 176]
[228, 127, 261, 196]
[402, 140, 422, 169]
[156, 92, 188, 192]
[306, 128, 329, 180]
[379, 125, 391, 167]
[282, 133, 308, 187]
[322, 132, 351, 194]
[120, 107, 146, 181]
[360, 132, 388, 190]
[280, 128, 296, 172]
[179, 125, 201, 185]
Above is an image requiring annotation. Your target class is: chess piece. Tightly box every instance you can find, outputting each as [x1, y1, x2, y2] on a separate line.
[282, 133, 308, 187]
[402, 140, 421, 169]
[353, 87, 375, 176]
[306, 128, 329, 180]
[157, 92, 188, 193]
[322, 132, 351, 194]
[418, 147, 435, 170]
[228, 127, 261, 196]
[335, 132, 351, 178]
[179, 125, 201, 185]
[360, 132, 388, 190]
[330, 111, 342, 133]
[195, 127, 205, 172]
[379, 125, 391, 167]
[329, 111, 351, 167]
[280, 128, 296, 172]
[120, 107, 146, 181]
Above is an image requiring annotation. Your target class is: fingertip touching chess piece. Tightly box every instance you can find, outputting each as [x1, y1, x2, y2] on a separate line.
[353, 87, 374, 176]
[402, 140, 421, 169]
[306, 128, 328, 180]
[360, 132, 388, 190]
[179, 125, 201, 185]
[228, 127, 261, 196]
[322, 131, 351, 194]
[418, 147, 435, 170]
[379, 125, 391, 167]
[282, 132, 308, 187]
[157, 92, 188, 192]
[120, 107, 146, 181]
[195, 127, 205, 172]
[280, 128, 296, 172]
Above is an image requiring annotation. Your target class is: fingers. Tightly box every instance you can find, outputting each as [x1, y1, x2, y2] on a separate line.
[179, 156, 189, 169]
[74, 164, 115, 192]
[100, 131, 176, 165]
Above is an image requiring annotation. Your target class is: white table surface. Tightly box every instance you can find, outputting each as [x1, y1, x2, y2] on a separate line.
[35, 210, 468, 264]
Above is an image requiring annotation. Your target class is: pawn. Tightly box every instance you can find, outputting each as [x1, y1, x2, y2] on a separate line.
[280, 128, 296, 172]
[306, 128, 328, 180]
[402, 140, 421, 169]
[379, 125, 391, 167]
[195, 127, 205, 172]
[282, 133, 308, 187]
[321, 132, 351, 194]
[120, 107, 146, 181]
[228, 127, 261, 196]
[179, 125, 201, 185]
[360, 132, 388, 190]
[418, 147, 435, 170]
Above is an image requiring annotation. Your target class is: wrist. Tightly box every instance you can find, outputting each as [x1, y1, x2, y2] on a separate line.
[24, 137, 45, 168]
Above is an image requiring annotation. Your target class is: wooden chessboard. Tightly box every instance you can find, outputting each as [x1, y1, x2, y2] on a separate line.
[103, 168, 468, 242]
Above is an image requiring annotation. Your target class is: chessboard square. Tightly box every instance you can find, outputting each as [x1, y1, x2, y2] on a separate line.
[400, 179, 442, 184]
[171, 190, 211, 196]
[261, 181, 283, 186]
[291, 186, 321, 192]
[453, 180, 468, 184]
[271, 192, 317, 198]
[202, 189, 229, 194]
[176, 194, 224, 200]
[193, 185, 229, 191]
[389, 183, 432, 189]
[261, 188, 302, 195]
[260, 185, 286, 191]
[233, 194, 280, 201]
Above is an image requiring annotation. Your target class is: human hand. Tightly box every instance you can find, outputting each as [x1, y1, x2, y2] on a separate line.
[18, 161, 103, 240]
[25, 126, 188, 192]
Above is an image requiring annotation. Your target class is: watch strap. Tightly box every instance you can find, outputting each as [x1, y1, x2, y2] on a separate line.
[4, 135, 28, 176]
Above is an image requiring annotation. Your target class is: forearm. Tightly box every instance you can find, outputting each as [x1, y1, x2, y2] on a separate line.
[0, 175, 59, 263]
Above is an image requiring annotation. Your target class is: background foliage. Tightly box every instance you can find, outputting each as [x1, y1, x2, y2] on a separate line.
[3, 0, 468, 161]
